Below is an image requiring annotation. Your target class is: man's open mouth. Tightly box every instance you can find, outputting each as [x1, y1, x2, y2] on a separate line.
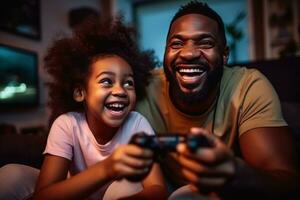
[175, 65, 207, 88]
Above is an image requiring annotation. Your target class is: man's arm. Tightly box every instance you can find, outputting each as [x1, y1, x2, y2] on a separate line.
[226, 126, 300, 199]
[176, 127, 300, 199]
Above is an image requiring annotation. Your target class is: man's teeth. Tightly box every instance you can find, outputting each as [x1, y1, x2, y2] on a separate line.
[179, 68, 204, 73]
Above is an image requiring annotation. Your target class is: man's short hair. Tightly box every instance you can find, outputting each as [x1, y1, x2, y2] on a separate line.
[167, 0, 227, 47]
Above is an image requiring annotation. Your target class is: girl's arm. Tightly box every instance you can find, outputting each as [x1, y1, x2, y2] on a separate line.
[34, 144, 158, 200]
[34, 154, 111, 200]
[119, 163, 169, 200]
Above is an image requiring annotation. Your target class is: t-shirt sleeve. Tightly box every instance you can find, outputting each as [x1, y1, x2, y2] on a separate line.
[239, 70, 287, 135]
[44, 114, 74, 160]
[134, 113, 156, 136]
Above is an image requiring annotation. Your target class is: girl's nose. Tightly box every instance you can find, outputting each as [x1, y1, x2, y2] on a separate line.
[112, 85, 127, 98]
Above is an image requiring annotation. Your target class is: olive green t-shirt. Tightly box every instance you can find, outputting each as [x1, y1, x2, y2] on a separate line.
[136, 66, 287, 186]
[136, 66, 286, 144]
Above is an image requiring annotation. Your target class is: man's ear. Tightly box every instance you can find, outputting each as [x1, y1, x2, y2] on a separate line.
[223, 46, 230, 65]
[73, 87, 85, 102]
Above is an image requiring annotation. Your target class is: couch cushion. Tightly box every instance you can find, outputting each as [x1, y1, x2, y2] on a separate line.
[0, 134, 47, 168]
[281, 102, 300, 139]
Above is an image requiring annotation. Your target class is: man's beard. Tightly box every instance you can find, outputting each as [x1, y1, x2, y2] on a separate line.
[164, 60, 223, 105]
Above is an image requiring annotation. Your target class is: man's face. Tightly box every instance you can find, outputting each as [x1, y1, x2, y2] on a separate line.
[164, 14, 227, 103]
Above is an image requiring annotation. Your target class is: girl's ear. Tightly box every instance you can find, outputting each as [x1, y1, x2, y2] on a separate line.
[73, 87, 85, 102]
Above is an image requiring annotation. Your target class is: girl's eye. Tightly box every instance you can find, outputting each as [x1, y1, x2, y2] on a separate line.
[99, 78, 112, 86]
[124, 79, 134, 88]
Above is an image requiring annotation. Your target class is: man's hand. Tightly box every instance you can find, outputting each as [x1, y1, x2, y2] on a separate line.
[176, 127, 235, 193]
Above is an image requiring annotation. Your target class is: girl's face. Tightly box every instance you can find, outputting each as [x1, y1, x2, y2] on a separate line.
[83, 55, 136, 128]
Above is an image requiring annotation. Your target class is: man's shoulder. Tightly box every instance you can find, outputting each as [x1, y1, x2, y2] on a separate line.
[224, 66, 264, 78]
[220, 66, 271, 102]
[136, 68, 167, 125]
[223, 66, 266, 85]
[143, 68, 167, 95]
[151, 67, 164, 75]
[149, 67, 166, 84]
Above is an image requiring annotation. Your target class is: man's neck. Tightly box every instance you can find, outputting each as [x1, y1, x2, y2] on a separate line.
[169, 85, 220, 116]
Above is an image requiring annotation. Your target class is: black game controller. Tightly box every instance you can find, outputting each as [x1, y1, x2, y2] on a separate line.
[129, 132, 212, 153]
[126, 132, 212, 182]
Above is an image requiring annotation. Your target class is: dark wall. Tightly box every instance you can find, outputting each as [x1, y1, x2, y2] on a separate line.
[232, 56, 300, 102]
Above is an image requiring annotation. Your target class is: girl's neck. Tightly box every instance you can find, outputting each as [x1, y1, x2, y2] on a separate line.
[85, 113, 118, 145]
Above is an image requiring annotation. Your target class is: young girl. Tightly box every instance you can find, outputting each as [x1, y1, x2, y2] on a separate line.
[33, 18, 168, 200]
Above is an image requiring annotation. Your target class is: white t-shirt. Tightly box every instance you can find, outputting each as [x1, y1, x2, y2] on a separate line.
[44, 111, 154, 199]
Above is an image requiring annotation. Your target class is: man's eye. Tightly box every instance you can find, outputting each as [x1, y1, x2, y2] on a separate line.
[99, 78, 112, 86]
[124, 80, 134, 88]
[169, 41, 183, 49]
[198, 40, 214, 49]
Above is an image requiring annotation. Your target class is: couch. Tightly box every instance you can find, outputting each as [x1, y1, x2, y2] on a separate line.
[0, 57, 300, 169]
[0, 132, 47, 168]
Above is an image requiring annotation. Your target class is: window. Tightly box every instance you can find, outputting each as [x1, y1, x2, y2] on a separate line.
[130, 0, 250, 64]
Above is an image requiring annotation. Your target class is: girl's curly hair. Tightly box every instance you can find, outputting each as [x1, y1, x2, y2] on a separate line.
[44, 17, 157, 125]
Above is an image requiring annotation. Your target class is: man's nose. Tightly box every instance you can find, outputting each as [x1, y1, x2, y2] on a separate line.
[112, 85, 127, 98]
[180, 44, 201, 60]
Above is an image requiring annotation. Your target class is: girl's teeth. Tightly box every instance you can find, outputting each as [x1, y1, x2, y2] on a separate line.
[109, 103, 124, 108]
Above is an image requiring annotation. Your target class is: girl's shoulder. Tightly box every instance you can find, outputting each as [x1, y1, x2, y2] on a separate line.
[52, 112, 85, 129]
[126, 111, 147, 122]
[122, 111, 155, 136]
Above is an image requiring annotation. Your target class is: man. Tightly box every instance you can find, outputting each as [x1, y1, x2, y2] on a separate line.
[136, 1, 299, 199]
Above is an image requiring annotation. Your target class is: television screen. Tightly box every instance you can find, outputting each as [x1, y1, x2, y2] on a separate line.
[0, 43, 39, 110]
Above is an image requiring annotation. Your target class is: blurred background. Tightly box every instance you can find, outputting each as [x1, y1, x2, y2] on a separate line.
[0, 0, 299, 134]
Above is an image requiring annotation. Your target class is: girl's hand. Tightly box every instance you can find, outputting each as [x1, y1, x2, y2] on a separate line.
[102, 144, 154, 181]
[176, 127, 236, 193]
